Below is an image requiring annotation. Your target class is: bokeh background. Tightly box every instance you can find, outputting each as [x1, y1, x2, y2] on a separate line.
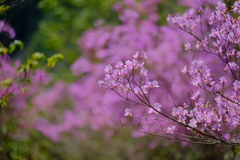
[1, 0, 239, 160]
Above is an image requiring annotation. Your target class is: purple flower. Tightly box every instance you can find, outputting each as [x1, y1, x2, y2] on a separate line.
[133, 51, 147, 59]
[98, 80, 106, 88]
[115, 61, 123, 69]
[140, 51, 147, 59]
[181, 66, 188, 73]
[233, 1, 240, 14]
[134, 86, 142, 94]
[229, 62, 239, 71]
[189, 118, 197, 128]
[172, 107, 188, 117]
[233, 80, 240, 91]
[219, 76, 227, 83]
[216, 1, 227, 14]
[124, 108, 132, 116]
[125, 60, 133, 70]
[184, 43, 191, 50]
[151, 80, 159, 88]
[148, 103, 161, 114]
[140, 68, 148, 76]
[191, 90, 200, 101]
[133, 51, 139, 59]
[224, 62, 239, 71]
[196, 37, 208, 49]
[0, 20, 16, 39]
[237, 52, 240, 58]
[166, 126, 176, 134]
[104, 64, 113, 73]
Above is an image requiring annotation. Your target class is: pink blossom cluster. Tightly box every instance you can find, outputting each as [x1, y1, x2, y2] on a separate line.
[33, 0, 193, 140]
[0, 54, 51, 138]
[0, 55, 22, 101]
[0, 24, 50, 133]
[32, 0, 234, 143]
[98, 51, 160, 106]
[101, 50, 240, 144]
[99, 1, 240, 145]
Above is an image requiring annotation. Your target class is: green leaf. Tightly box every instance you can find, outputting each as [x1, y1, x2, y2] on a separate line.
[9, 40, 24, 53]
[47, 53, 64, 68]
[31, 52, 46, 60]
[0, 98, 8, 108]
[18, 64, 28, 73]
[0, 46, 9, 55]
[27, 59, 39, 69]
[0, 5, 10, 15]
[1, 78, 13, 87]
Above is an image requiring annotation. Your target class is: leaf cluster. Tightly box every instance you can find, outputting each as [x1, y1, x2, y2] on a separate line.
[0, 39, 64, 108]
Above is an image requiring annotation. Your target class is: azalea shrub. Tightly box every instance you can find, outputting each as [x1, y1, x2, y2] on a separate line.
[33, 0, 235, 141]
[0, 4, 65, 158]
[99, 1, 240, 145]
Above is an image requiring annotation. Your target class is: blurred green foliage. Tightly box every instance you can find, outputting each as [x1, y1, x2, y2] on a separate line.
[29, 0, 119, 64]
[22, 0, 120, 82]
[0, 129, 63, 160]
[0, 40, 24, 55]
[0, 119, 239, 160]
[0, 44, 65, 159]
[0, 5, 9, 15]
[0, 0, 41, 46]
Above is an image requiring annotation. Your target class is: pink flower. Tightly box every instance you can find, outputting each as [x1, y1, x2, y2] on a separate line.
[228, 62, 239, 71]
[104, 64, 113, 73]
[216, 1, 227, 13]
[133, 51, 147, 59]
[191, 90, 200, 101]
[233, 1, 240, 14]
[189, 119, 197, 128]
[151, 81, 159, 88]
[115, 61, 124, 69]
[166, 126, 176, 134]
[133, 51, 139, 59]
[219, 76, 227, 83]
[181, 66, 187, 73]
[124, 108, 132, 116]
[184, 43, 191, 50]
[148, 103, 161, 114]
[0, 20, 16, 39]
[233, 80, 240, 91]
[140, 68, 148, 76]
